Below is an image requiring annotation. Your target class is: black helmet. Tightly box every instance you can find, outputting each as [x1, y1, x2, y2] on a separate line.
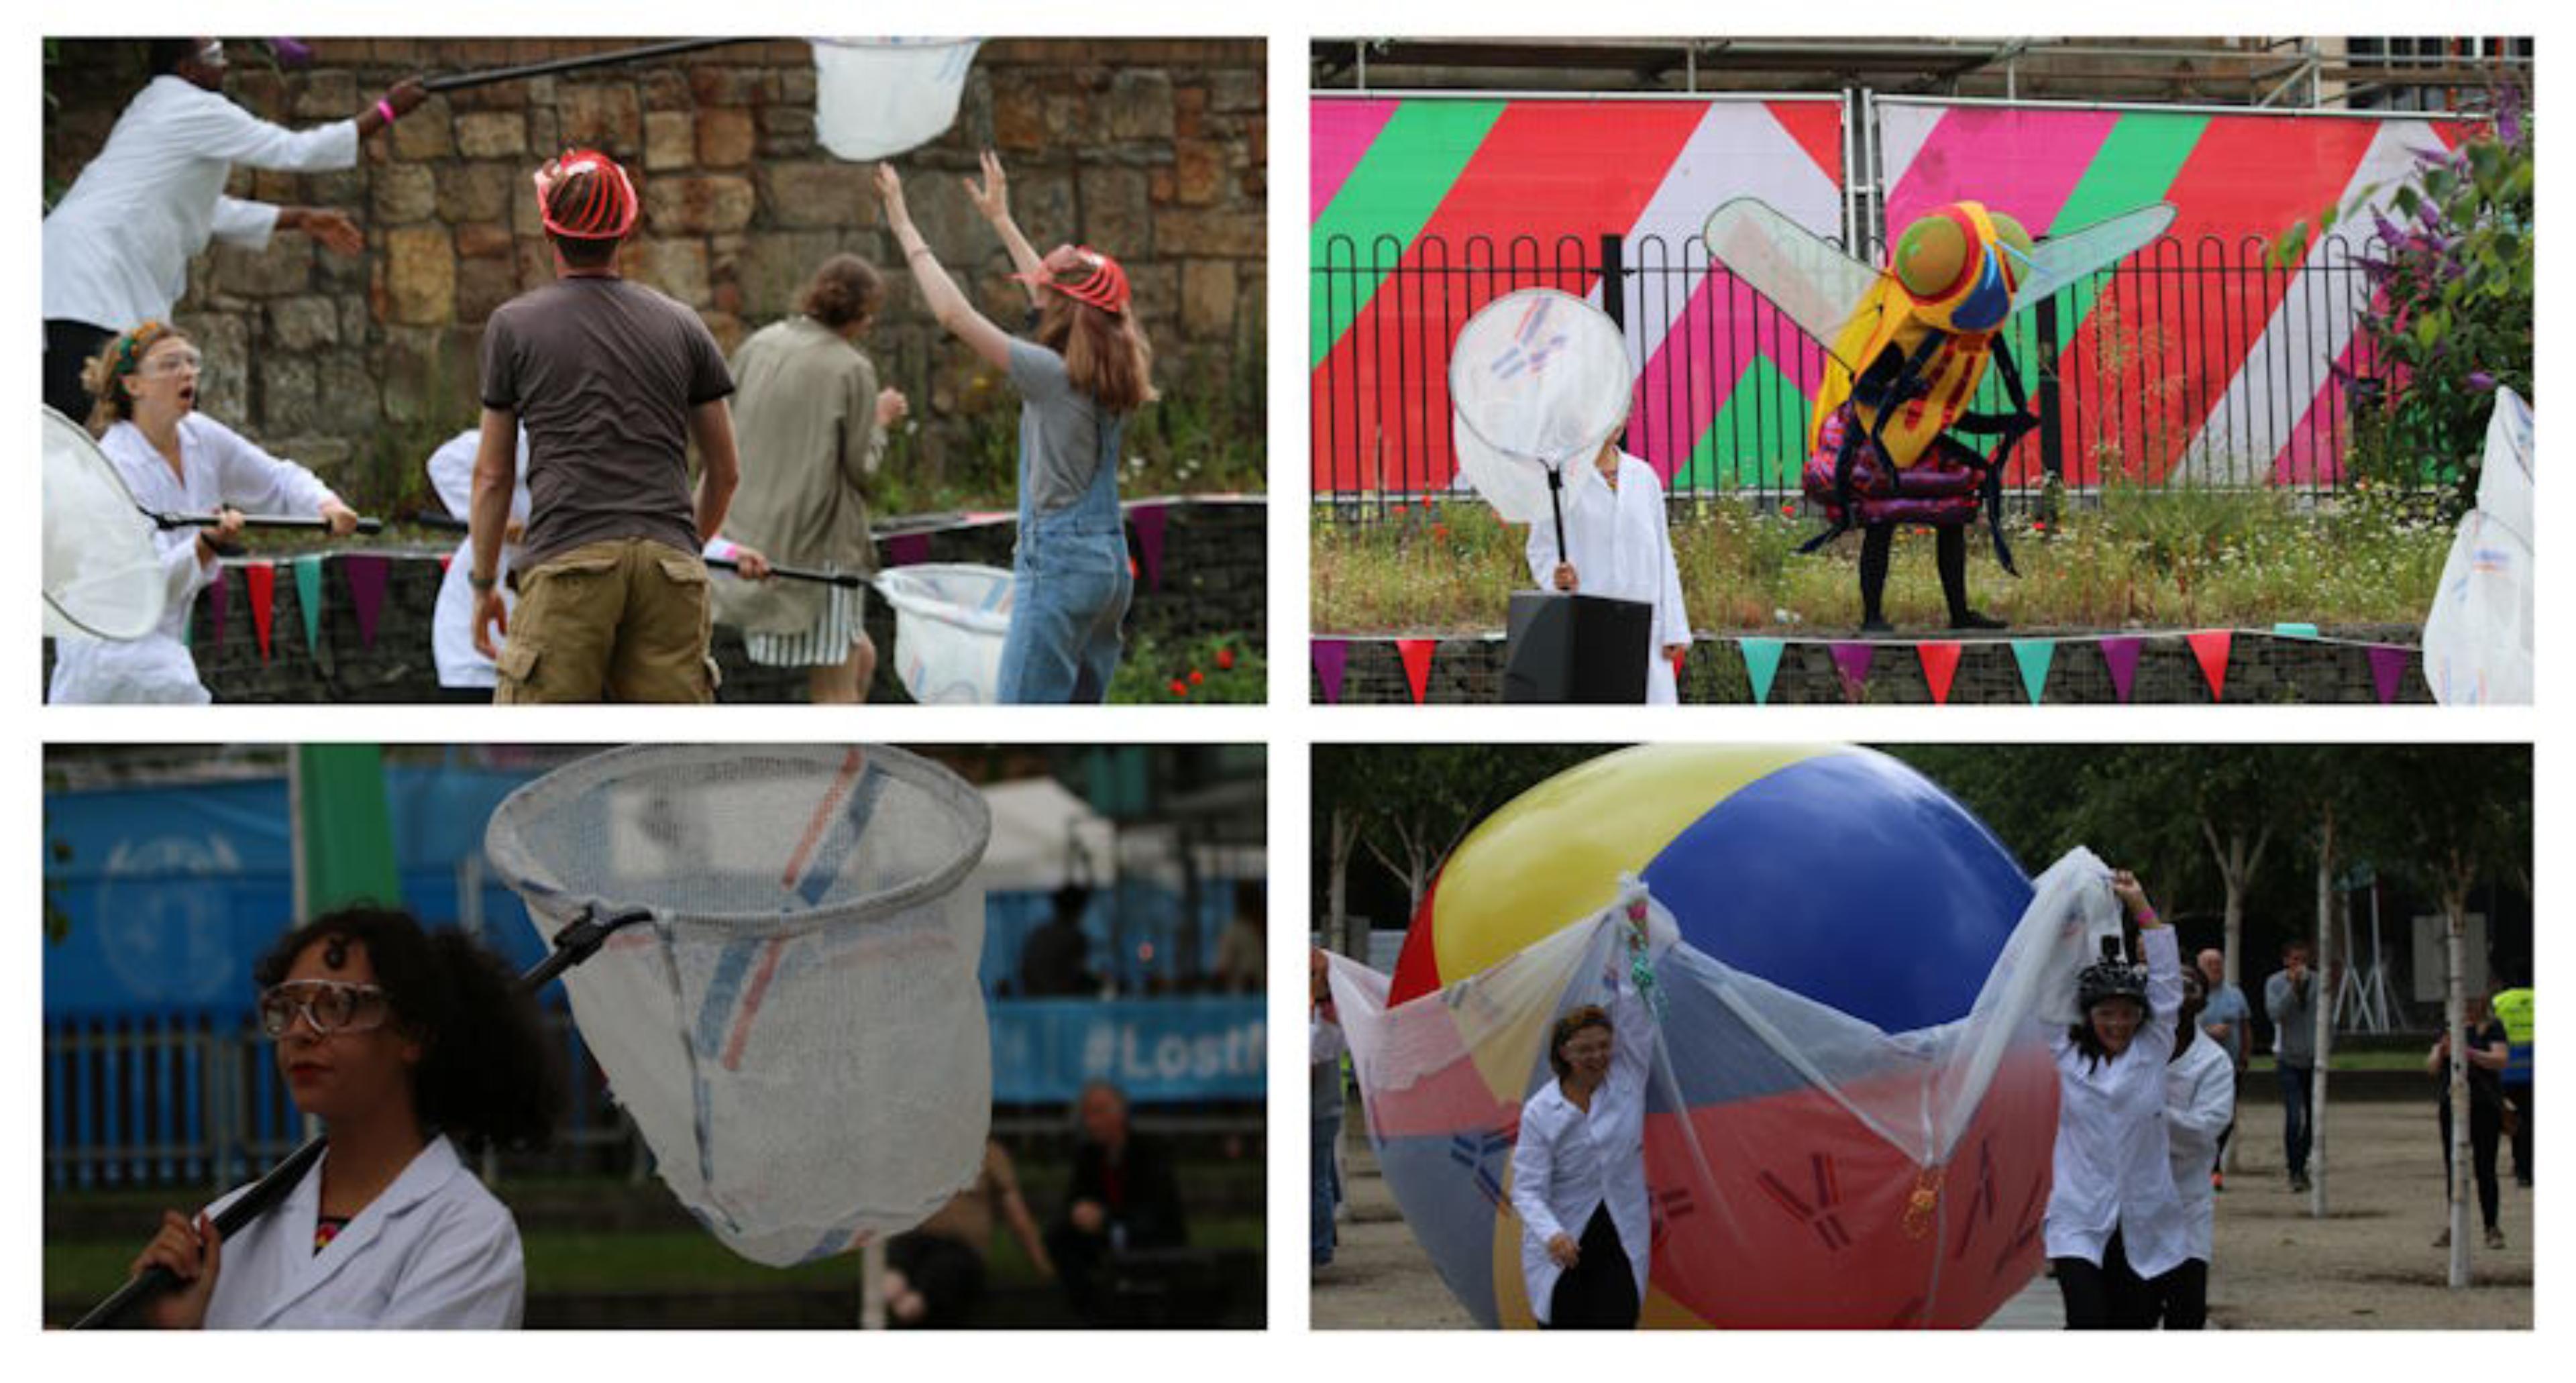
[2077, 957, 2148, 1012]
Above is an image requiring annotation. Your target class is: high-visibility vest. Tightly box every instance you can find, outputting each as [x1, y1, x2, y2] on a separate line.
[2492, 987, 2534, 1086]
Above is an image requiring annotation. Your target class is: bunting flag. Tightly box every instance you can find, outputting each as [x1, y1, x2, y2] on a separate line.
[1668, 640, 1688, 688]
[291, 555, 325, 657]
[1737, 637, 1783, 704]
[438, 552, 453, 575]
[1827, 642, 1874, 699]
[1312, 639, 1350, 705]
[1917, 641, 1963, 705]
[883, 532, 932, 568]
[343, 555, 392, 649]
[2272, 621, 2320, 640]
[291, 744, 402, 918]
[2186, 630, 2233, 701]
[1397, 638, 1436, 705]
[1128, 503, 1170, 590]
[2366, 645, 2412, 705]
[2099, 636, 2143, 702]
[2009, 639, 2054, 705]
[245, 561, 277, 662]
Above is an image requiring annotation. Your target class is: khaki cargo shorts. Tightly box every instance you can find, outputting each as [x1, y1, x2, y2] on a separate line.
[494, 537, 719, 704]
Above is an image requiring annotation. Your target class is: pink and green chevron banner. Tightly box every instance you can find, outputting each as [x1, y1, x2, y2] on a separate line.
[1313, 93, 2473, 498]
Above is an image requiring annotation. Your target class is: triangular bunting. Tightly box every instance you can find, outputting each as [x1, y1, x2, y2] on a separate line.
[437, 552, 453, 575]
[1917, 641, 1963, 705]
[1396, 639, 1436, 706]
[2186, 630, 2233, 702]
[344, 555, 392, 649]
[245, 562, 277, 662]
[291, 555, 325, 657]
[1311, 639, 1349, 706]
[204, 569, 230, 651]
[2099, 636, 2143, 703]
[1128, 503, 1169, 591]
[1668, 640, 1688, 691]
[2009, 639, 2054, 705]
[1828, 641, 1874, 700]
[2367, 645, 2412, 705]
[2271, 621, 2320, 640]
[884, 532, 931, 568]
[1737, 637, 1783, 705]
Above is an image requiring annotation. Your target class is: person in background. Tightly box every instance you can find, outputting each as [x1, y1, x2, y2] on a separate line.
[44, 38, 422, 418]
[2264, 939, 2318, 1193]
[1309, 947, 1346, 1269]
[425, 425, 529, 699]
[1212, 881, 1265, 995]
[2194, 946, 2251, 1191]
[2156, 968, 2236, 1329]
[1046, 1081, 1186, 1321]
[1017, 885, 1095, 998]
[881, 1137, 1053, 1327]
[2428, 992, 2512, 1250]
[2490, 979, 2532, 1188]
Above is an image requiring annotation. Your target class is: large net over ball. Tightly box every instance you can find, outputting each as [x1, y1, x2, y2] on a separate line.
[486, 744, 993, 1266]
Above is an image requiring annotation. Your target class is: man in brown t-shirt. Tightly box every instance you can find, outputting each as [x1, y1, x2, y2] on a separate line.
[468, 148, 759, 702]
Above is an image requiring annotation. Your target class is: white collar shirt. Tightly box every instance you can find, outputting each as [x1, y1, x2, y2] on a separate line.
[1506, 939, 1662, 1323]
[2043, 926, 2191, 1278]
[2163, 1030, 2237, 1264]
[1521, 451, 1691, 704]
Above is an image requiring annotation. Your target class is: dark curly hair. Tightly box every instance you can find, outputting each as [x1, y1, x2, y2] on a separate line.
[254, 904, 563, 1152]
[799, 254, 885, 331]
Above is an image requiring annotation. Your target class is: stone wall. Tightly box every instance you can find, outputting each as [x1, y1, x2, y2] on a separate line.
[43, 38, 1266, 504]
[1314, 626, 2436, 705]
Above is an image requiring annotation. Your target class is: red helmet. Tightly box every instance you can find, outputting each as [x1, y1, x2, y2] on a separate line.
[533, 148, 639, 241]
[1014, 245, 1131, 315]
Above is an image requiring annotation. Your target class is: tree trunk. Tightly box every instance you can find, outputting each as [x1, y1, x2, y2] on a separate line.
[1326, 807, 1356, 958]
[2447, 874, 2472, 1288]
[2310, 808, 2334, 1218]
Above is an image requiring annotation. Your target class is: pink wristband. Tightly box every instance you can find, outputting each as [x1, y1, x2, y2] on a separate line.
[376, 99, 398, 125]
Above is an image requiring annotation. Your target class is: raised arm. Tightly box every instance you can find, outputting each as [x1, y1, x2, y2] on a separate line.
[877, 164, 1014, 373]
[965, 150, 1046, 301]
[2115, 871, 2182, 1053]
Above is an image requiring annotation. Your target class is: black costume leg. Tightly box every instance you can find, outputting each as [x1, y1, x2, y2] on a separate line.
[1858, 523, 1896, 630]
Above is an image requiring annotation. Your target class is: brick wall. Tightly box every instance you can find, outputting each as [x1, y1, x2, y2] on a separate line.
[44, 38, 1265, 504]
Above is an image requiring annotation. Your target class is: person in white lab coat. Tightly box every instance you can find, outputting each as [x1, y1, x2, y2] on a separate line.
[42, 39, 423, 418]
[127, 906, 562, 1329]
[2045, 870, 2186, 1329]
[1523, 439, 1691, 704]
[47, 322, 359, 704]
[1507, 899, 1670, 1328]
[425, 426, 531, 696]
[2153, 966, 2237, 1329]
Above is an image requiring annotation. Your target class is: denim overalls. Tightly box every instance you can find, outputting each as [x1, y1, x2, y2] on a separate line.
[996, 404, 1131, 703]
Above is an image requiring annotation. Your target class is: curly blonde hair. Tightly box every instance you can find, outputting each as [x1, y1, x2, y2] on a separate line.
[79, 321, 186, 437]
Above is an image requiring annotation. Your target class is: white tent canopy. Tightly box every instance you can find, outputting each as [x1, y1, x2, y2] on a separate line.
[974, 777, 1115, 893]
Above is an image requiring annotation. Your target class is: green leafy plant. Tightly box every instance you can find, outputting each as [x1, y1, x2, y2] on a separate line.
[1109, 630, 1264, 705]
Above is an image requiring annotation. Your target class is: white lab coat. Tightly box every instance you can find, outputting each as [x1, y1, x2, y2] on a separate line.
[1523, 451, 1690, 704]
[48, 414, 339, 704]
[2163, 1030, 2237, 1266]
[2043, 926, 2190, 1279]
[201, 1135, 524, 1329]
[427, 428, 531, 689]
[1507, 923, 1670, 1323]
[43, 75, 359, 331]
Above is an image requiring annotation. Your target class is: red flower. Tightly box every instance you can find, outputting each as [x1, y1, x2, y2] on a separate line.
[1432, 523, 1450, 541]
[1169, 679, 1189, 697]
[1188, 669, 1205, 685]
[1216, 647, 1236, 671]
[1779, 502, 1796, 517]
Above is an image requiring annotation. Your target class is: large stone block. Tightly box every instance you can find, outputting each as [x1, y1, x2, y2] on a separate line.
[1106, 70, 1176, 142]
[378, 325, 485, 426]
[389, 96, 453, 160]
[384, 227, 455, 325]
[736, 230, 849, 321]
[1077, 166, 1153, 261]
[644, 111, 694, 171]
[1152, 209, 1262, 259]
[1175, 140, 1225, 206]
[1210, 68, 1263, 114]
[455, 223, 516, 260]
[453, 111, 528, 160]
[207, 234, 315, 298]
[628, 239, 712, 307]
[994, 83, 1046, 152]
[268, 295, 341, 351]
[370, 164, 438, 224]
[557, 82, 641, 152]
[258, 353, 319, 435]
[453, 255, 520, 324]
[759, 162, 874, 229]
[696, 107, 756, 166]
[185, 312, 254, 421]
[435, 162, 516, 223]
[312, 355, 382, 435]
[644, 175, 756, 234]
[1180, 259, 1238, 340]
[292, 70, 358, 121]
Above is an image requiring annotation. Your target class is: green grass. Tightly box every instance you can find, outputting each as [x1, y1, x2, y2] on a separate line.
[1313, 486, 2451, 634]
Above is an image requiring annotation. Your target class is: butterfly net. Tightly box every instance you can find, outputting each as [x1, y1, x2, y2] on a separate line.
[810, 38, 981, 161]
[42, 406, 166, 640]
[1449, 288, 1633, 524]
[870, 563, 1014, 705]
[485, 744, 992, 1266]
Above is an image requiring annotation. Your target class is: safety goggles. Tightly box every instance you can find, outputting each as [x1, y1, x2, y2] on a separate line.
[256, 979, 390, 1038]
[136, 349, 204, 378]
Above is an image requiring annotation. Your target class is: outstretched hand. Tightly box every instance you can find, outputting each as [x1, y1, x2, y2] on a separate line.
[873, 164, 910, 228]
[964, 149, 1010, 222]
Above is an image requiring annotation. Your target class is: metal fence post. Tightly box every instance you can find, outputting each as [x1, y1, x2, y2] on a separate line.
[1597, 233, 1625, 333]
[2033, 294, 2065, 488]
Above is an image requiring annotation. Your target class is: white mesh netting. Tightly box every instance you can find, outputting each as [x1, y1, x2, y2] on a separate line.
[486, 744, 992, 1266]
[869, 563, 1014, 705]
[1449, 288, 1635, 524]
[42, 406, 166, 640]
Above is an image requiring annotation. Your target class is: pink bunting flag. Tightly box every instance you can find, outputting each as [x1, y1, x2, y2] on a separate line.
[1396, 639, 1436, 705]
[343, 555, 392, 649]
[1128, 503, 1169, 590]
[2367, 645, 2412, 704]
[1828, 641, 1874, 700]
[1917, 641, 1962, 705]
[2185, 630, 2233, 702]
[245, 562, 277, 661]
[884, 532, 931, 568]
[437, 552, 453, 575]
[1311, 639, 1349, 705]
[205, 569, 230, 650]
[2099, 636, 2143, 702]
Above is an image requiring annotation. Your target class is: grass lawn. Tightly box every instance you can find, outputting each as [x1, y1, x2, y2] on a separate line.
[1313, 485, 2451, 634]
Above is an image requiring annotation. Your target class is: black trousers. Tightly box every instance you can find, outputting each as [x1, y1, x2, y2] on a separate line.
[1543, 1203, 1640, 1329]
[2054, 1229, 2155, 1329]
[1858, 523, 1975, 625]
[885, 1231, 986, 1328]
[45, 319, 116, 422]
[2438, 1095, 2504, 1229]
[2147, 1258, 2208, 1329]
[2506, 1083, 2532, 1183]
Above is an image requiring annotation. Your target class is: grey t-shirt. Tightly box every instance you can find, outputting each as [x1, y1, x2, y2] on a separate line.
[1006, 337, 1110, 520]
[2264, 969, 2316, 1066]
[480, 276, 735, 567]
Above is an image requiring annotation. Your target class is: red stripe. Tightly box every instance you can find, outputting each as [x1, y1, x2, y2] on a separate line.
[780, 749, 867, 889]
[720, 937, 789, 1070]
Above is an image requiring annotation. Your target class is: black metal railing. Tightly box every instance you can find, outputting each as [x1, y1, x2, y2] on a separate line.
[1312, 229, 2392, 516]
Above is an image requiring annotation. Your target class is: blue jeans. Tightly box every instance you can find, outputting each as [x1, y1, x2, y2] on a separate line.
[996, 529, 1129, 704]
[1311, 1115, 1341, 1266]
[2277, 1062, 2314, 1176]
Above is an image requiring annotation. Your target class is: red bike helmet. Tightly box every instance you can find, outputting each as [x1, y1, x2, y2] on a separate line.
[1014, 245, 1131, 315]
[533, 148, 639, 241]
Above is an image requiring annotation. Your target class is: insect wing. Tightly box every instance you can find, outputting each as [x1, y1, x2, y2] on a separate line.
[1701, 197, 1882, 351]
[2012, 203, 2178, 311]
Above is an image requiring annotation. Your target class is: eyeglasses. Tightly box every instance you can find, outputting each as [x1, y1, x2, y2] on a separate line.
[137, 350, 204, 378]
[257, 979, 390, 1038]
